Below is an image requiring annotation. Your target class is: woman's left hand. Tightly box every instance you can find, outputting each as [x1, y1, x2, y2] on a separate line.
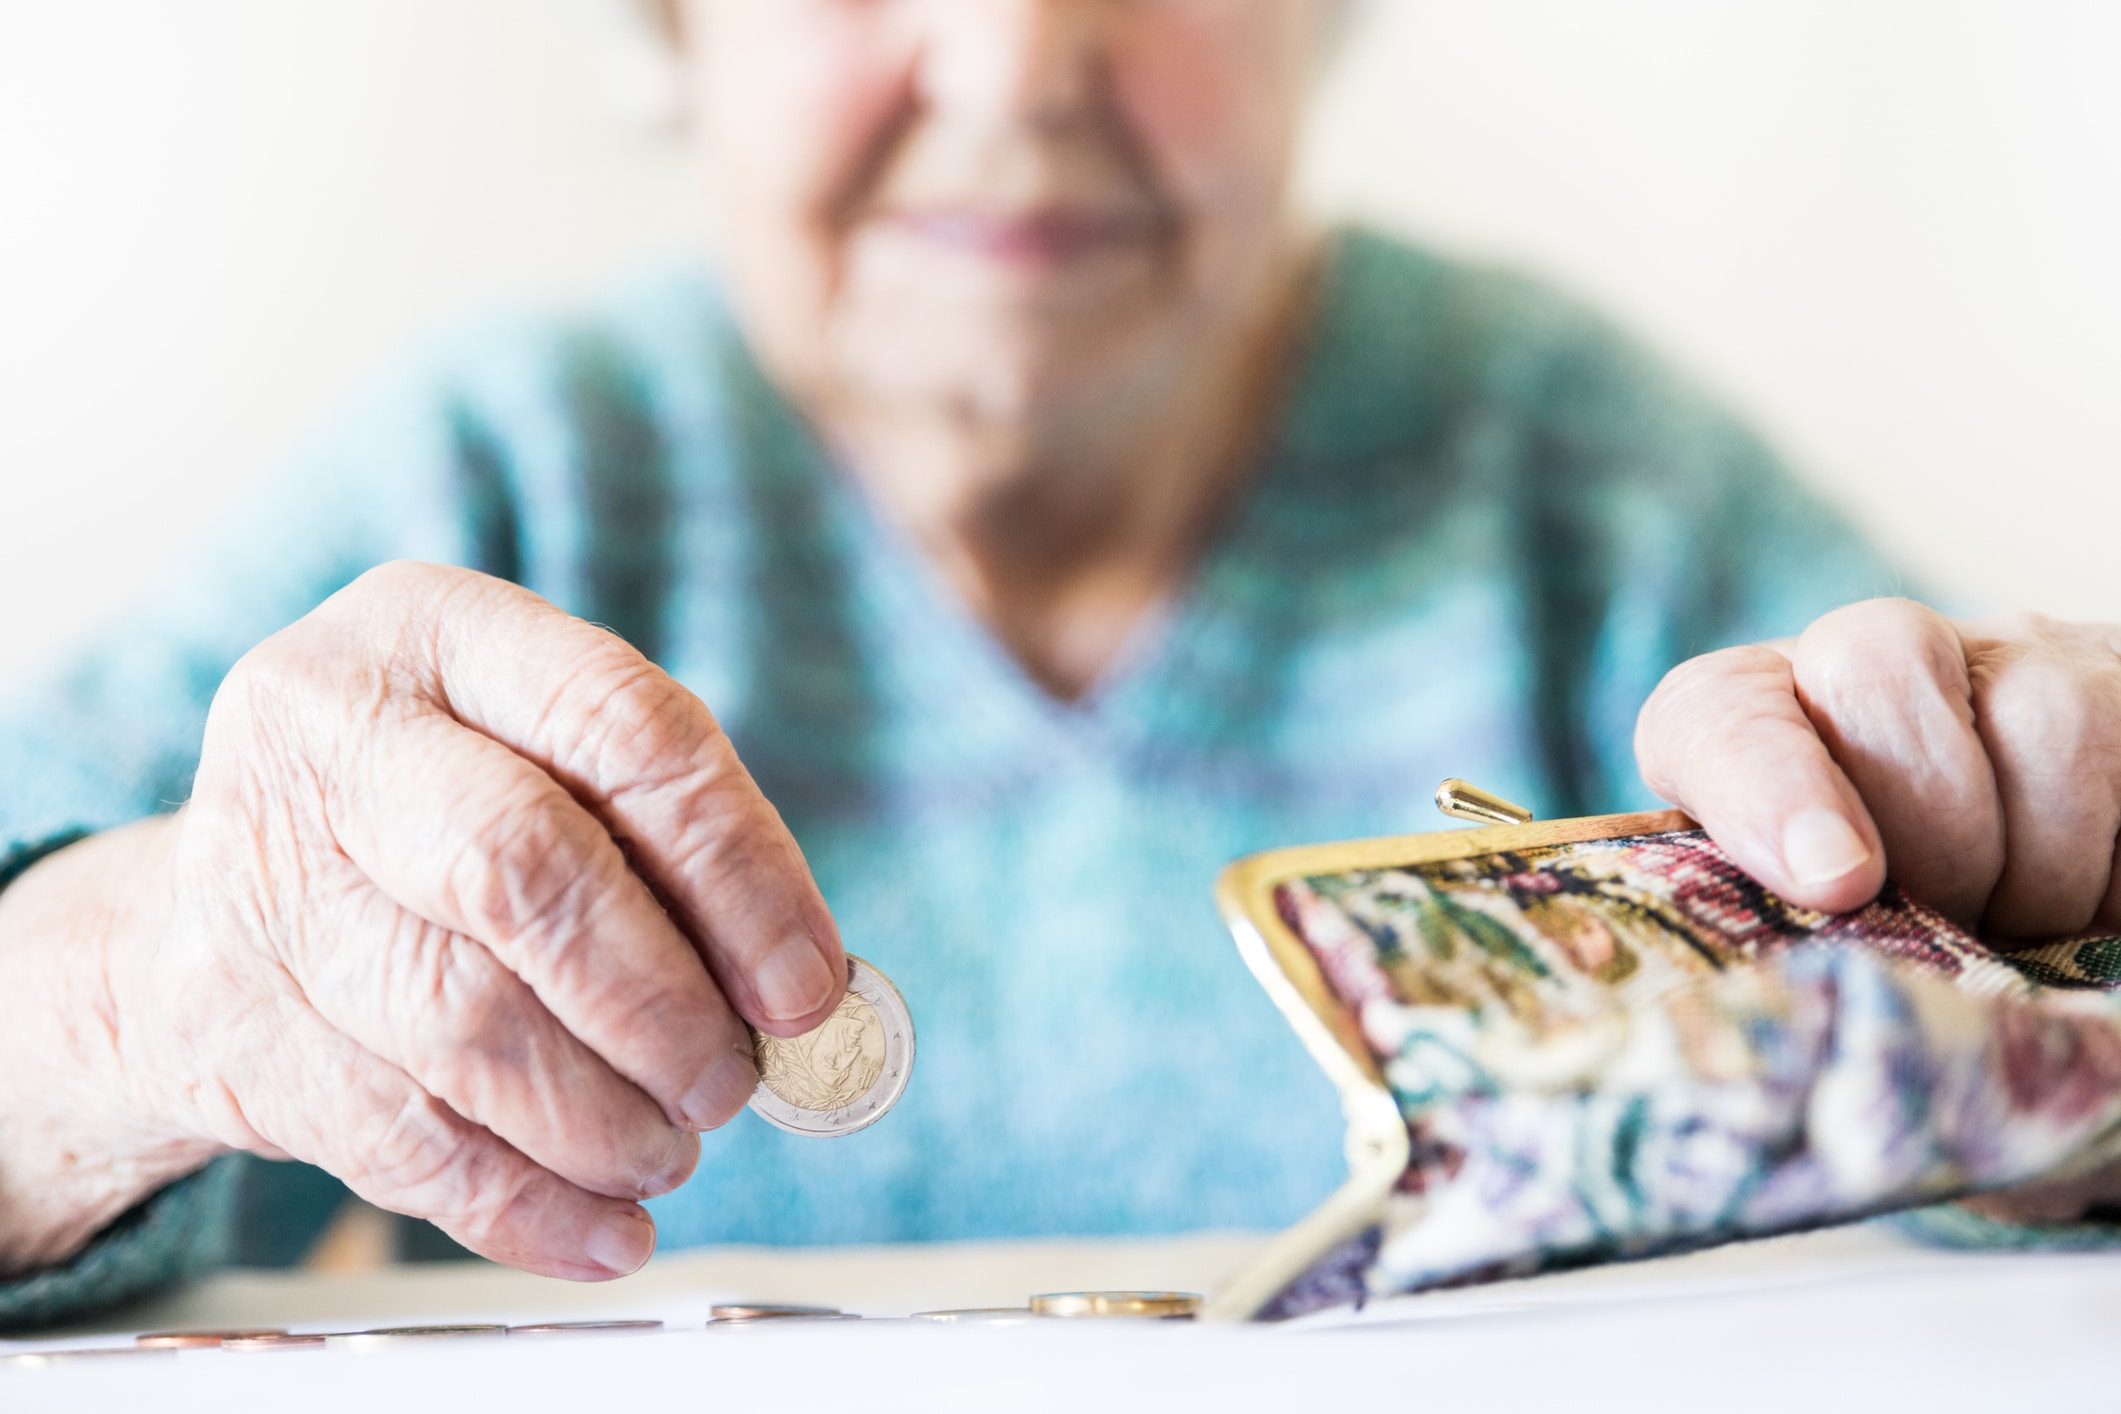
[1634, 598, 2121, 941]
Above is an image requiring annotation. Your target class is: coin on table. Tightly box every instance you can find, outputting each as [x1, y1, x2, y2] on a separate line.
[136, 1327, 288, 1349]
[329, 1324, 508, 1351]
[507, 1320, 663, 1336]
[222, 1334, 328, 1352]
[708, 1316, 862, 1327]
[747, 955, 914, 1137]
[1028, 1292, 1202, 1319]
[709, 1303, 843, 1320]
[912, 1309, 1038, 1324]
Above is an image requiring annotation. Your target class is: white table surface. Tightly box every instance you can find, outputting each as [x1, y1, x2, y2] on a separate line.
[7, 1221, 2120, 1412]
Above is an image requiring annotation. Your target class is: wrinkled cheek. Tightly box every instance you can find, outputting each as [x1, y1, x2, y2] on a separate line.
[1105, 7, 1307, 272]
[700, 13, 914, 225]
[697, 20, 917, 371]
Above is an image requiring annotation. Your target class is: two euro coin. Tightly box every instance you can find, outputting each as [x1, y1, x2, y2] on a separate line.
[748, 956, 913, 1137]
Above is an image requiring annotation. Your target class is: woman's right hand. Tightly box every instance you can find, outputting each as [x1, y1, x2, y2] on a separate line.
[0, 562, 846, 1280]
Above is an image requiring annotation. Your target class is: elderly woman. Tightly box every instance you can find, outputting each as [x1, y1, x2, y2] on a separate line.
[2, 0, 2117, 1324]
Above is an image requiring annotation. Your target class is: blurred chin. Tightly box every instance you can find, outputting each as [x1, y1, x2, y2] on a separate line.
[832, 302, 1164, 424]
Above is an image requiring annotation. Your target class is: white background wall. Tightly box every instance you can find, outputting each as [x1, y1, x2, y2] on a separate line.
[1, 1, 2116, 686]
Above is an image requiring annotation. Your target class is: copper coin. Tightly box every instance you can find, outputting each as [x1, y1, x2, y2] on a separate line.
[707, 1303, 842, 1320]
[137, 1327, 288, 1350]
[222, 1334, 328, 1352]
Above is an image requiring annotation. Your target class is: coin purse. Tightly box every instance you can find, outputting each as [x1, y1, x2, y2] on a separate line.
[1208, 794, 2121, 1320]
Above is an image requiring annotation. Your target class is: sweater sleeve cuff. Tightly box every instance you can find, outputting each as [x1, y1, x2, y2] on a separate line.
[0, 829, 93, 894]
[2, 828, 241, 1332]
[0, 1158, 242, 1332]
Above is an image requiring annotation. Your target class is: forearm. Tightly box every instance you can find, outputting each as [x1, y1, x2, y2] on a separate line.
[0, 817, 221, 1275]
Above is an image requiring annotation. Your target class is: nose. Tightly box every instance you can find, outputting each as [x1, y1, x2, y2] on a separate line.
[916, 0, 1109, 129]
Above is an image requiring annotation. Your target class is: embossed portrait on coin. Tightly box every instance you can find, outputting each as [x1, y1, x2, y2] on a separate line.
[756, 991, 887, 1112]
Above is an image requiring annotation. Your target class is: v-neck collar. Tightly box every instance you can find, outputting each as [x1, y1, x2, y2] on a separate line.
[700, 230, 1451, 767]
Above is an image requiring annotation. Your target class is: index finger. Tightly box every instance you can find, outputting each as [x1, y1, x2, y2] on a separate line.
[1634, 643, 1887, 913]
[400, 565, 849, 1038]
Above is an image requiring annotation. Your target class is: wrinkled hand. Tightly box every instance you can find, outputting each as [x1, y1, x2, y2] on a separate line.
[1636, 599, 2121, 939]
[1636, 599, 2121, 1224]
[133, 563, 843, 1278]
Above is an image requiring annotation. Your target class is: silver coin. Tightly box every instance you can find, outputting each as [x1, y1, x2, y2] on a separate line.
[328, 1324, 508, 1351]
[747, 955, 914, 1137]
[706, 1314, 863, 1326]
[507, 1320, 662, 1336]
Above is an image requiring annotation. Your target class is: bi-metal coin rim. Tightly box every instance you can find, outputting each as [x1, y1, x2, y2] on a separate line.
[1027, 1291, 1203, 1319]
[747, 955, 914, 1137]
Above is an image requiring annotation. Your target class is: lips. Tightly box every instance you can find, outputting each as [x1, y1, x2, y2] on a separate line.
[886, 207, 1166, 265]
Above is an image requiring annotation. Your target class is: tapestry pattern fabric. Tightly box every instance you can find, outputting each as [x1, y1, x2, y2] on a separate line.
[1262, 829, 2121, 1318]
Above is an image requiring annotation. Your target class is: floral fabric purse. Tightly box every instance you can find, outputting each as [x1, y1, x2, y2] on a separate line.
[1207, 787, 2121, 1320]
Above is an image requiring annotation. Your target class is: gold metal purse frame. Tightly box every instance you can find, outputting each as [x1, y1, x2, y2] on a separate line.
[1203, 784, 1695, 1319]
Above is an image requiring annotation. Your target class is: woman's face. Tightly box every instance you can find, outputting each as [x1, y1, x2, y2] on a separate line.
[682, 0, 1333, 440]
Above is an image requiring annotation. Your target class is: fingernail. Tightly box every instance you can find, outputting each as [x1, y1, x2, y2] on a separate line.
[582, 1208, 655, 1277]
[679, 1048, 758, 1130]
[755, 933, 838, 1023]
[639, 1130, 701, 1198]
[1782, 808, 1873, 887]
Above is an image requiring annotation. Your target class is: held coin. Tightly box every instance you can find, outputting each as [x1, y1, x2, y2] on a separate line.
[747, 956, 914, 1137]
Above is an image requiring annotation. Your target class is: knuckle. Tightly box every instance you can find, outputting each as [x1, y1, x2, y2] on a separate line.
[1641, 646, 1771, 738]
[345, 558, 475, 607]
[439, 781, 603, 947]
[447, 1171, 540, 1254]
[1974, 652, 2108, 764]
[1795, 599, 1952, 686]
[213, 635, 320, 731]
[668, 790, 790, 894]
[356, 1088, 480, 1206]
[415, 937, 527, 1064]
[556, 646, 708, 783]
[1973, 608, 2064, 648]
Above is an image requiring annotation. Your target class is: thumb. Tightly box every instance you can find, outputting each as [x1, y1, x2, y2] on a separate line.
[1634, 644, 1886, 913]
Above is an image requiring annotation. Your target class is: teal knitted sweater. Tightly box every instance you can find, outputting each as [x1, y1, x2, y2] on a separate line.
[0, 230, 1901, 1326]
